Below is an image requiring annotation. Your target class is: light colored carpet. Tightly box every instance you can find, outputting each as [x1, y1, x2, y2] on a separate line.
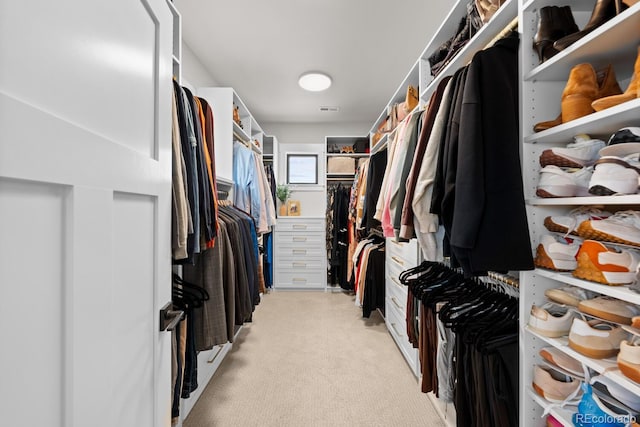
[184, 291, 446, 427]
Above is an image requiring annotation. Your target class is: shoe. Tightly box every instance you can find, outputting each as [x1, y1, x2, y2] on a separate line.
[577, 211, 640, 247]
[535, 235, 580, 271]
[540, 346, 585, 378]
[544, 206, 612, 235]
[547, 415, 563, 427]
[533, 5, 580, 63]
[588, 154, 640, 195]
[545, 285, 598, 307]
[534, 64, 622, 132]
[600, 127, 640, 157]
[529, 302, 576, 337]
[554, 0, 624, 52]
[533, 364, 581, 402]
[573, 382, 634, 427]
[540, 135, 606, 168]
[573, 240, 640, 285]
[569, 317, 628, 359]
[578, 295, 640, 324]
[592, 46, 640, 112]
[618, 334, 640, 383]
[537, 165, 593, 198]
[592, 375, 640, 413]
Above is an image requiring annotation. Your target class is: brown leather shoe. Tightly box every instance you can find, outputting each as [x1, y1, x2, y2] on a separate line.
[533, 6, 579, 63]
[554, 0, 625, 51]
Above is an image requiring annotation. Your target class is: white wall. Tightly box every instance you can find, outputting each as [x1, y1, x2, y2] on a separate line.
[181, 42, 220, 89]
[264, 121, 370, 217]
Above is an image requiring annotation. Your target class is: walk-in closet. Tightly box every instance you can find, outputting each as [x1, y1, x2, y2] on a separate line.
[4, 0, 640, 426]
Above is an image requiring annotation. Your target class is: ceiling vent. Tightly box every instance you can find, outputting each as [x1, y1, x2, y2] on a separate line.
[320, 106, 340, 112]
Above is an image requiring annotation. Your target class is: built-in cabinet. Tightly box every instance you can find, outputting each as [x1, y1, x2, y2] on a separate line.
[274, 217, 327, 290]
[520, 2, 640, 426]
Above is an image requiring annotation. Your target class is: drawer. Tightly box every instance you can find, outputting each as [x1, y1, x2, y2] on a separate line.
[385, 303, 418, 376]
[275, 219, 325, 232]
[386, 277, 408, 315]
[275, 258, 325, 270]
[386, 255, 408, 283]
[276, 245, 325, 259]
[276, 270, 325, 288]
[386, 237, 419, 266]
[275, 232, 324, 247]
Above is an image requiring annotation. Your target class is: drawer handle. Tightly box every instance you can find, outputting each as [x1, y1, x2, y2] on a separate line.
[391, 297, 403, 310]
[390, 322, 403, 336]
[390, 239, 401, 246]
[292, 278, 307, 283]
[293, 237, 307, 242]
[293, 225, 307, 229]
[293, 249, 307, 254]
[391, 256, 405, 266]
[293, 262, 307, 268]
[391, 276, 403, 288]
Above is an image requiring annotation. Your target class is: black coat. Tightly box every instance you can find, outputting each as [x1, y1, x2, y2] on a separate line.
[450, 33, 534, 275]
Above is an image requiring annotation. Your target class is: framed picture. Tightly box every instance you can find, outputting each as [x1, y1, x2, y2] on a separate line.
[287, 200, 301, 216]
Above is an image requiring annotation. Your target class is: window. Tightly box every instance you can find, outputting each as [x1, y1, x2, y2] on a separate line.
[286, 154, 318, 184]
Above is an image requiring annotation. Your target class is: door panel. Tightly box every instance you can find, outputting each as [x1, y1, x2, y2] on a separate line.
[0, 0, 173, 426]
[112, 193, 155, 426]
[0, 179, 67, 427]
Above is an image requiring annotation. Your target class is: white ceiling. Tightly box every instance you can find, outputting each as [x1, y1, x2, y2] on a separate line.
[176, 0, 453, 126]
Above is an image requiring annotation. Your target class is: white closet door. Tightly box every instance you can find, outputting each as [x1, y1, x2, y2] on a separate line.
[0, 1, 173, 426]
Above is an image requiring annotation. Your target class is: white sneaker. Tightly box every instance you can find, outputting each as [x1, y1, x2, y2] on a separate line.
[545, 285, 598, 307]
[537, 166, 593, 198]
[577, 210, 640, 247]
[540, 135, 605, 168]
[534, 235, 580, 271]
[544, 206, 611, 235]
[529, 302, 576, 338]
[589, 153, 640, 196]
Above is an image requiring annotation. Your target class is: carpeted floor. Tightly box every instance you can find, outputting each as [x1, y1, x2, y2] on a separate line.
[184, 291, 445, 427]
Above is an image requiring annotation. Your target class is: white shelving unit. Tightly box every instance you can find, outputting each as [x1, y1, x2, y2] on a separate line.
[196, 87, 264, 182]
[520, 1, 640, 426]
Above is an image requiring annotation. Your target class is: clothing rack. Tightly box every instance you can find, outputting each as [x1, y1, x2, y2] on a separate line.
[485, 17, 518, 49]
[486, 271, 519, 289]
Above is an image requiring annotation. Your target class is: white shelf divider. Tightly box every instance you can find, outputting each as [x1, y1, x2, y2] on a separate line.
[527, 194, 640, 206]
[527, 386, 577, 427]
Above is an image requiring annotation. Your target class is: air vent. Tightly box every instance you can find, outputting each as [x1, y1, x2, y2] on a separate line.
[319, 106, 340, 112]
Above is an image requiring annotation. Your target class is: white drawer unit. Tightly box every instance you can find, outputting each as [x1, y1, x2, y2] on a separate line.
[274, 217, 327, 290]
[385, 237, 420, 378]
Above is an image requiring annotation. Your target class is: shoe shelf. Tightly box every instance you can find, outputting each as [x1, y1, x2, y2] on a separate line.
[524, 3, 640, 82]
[526, 326, 640, 397]
[524, 98, 640, 146]
[526, 194, 640, 206]
[534, 268, 640, 306]
[418, 0, 517, 102]
[526, 386, 576, 427]
[522, 0, 595, 13]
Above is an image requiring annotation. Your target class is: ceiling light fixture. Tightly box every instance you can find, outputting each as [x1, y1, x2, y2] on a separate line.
[298, 72, 332, 92]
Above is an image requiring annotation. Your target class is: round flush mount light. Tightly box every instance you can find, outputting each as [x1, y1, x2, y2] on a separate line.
[298, 72, 332, 92]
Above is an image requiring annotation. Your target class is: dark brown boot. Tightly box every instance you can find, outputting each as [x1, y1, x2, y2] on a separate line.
[554, 0, 625, 51]
[533, 6, 579, 63]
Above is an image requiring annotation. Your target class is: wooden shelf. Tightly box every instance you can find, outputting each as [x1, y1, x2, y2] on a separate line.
[534, 268, 640, 306]
[526, 326, 640, 396]
[326, 153, 369, 158]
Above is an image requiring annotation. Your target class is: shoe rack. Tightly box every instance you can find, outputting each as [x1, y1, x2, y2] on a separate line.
[520, 1, 640, 425]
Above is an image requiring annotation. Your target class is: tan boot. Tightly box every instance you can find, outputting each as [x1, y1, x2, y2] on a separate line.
[592, 46, 640, 111]
[534, 64, 621, 132]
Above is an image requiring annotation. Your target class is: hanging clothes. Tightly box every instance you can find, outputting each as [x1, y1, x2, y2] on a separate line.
[399, 262, 519, 427]
[327, 183, 351, 288]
